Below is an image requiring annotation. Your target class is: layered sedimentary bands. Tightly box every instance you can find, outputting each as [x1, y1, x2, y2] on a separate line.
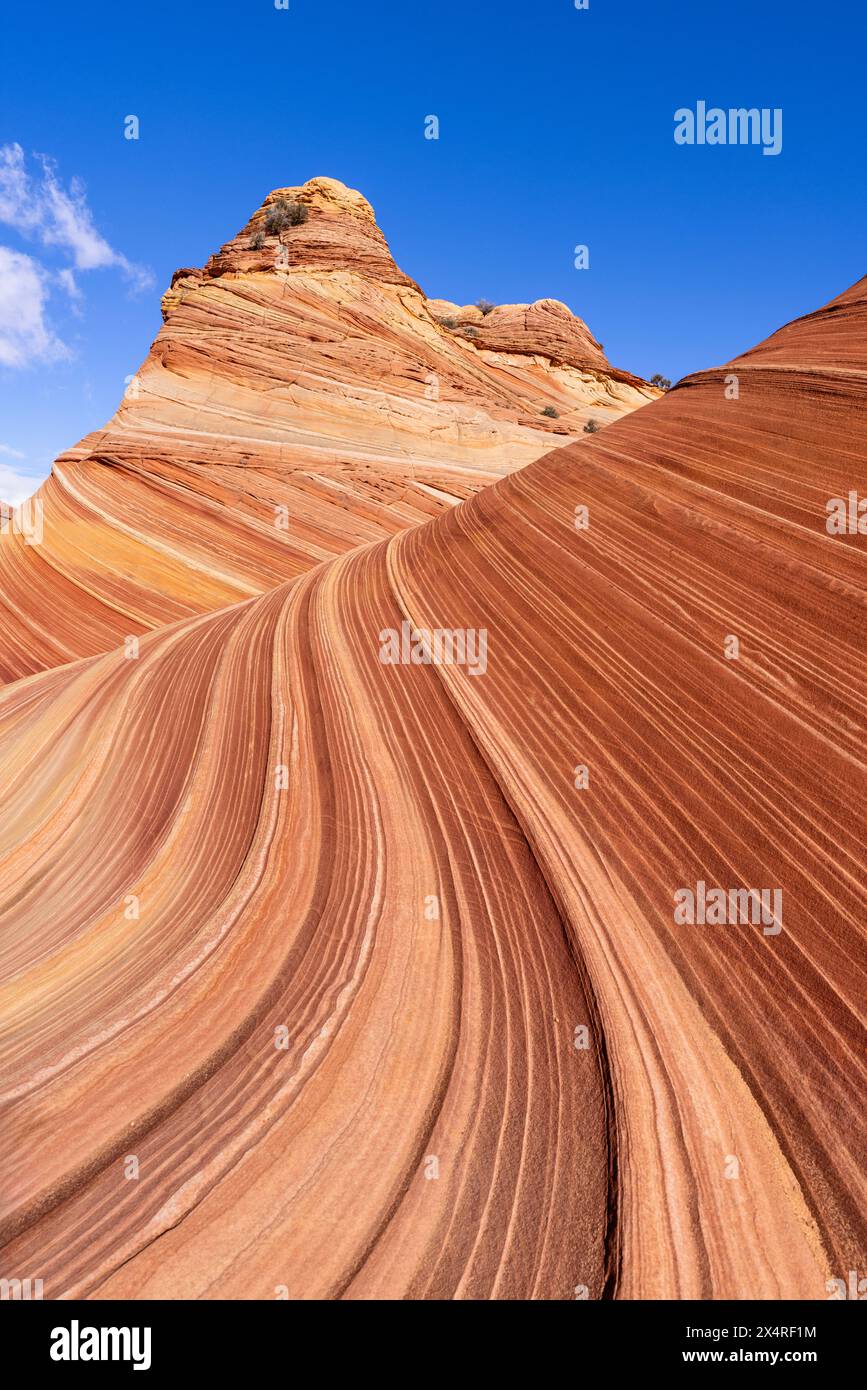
[0, 177, 655, 685]
[0, 182, 864, 1299]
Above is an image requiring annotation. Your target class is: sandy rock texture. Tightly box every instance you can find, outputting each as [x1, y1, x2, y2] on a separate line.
[0, 190, 863, 1300]
[0, 177, 656, 684]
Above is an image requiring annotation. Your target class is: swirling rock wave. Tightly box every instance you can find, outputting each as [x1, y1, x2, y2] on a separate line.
[0, 200, 863, 1299]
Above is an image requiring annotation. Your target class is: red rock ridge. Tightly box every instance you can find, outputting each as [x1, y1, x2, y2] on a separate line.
[0, 275, 862, 1299]
[0, 177, 659, 684]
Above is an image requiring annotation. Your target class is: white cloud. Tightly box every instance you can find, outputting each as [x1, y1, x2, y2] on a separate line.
[0, 142, 153, 292]
[0, 246, 70, 368]
[0, 442, 26, 459]
[0, 460, 42, 506]
[56, 266, 83, 305]
[0, 143, 39, 231]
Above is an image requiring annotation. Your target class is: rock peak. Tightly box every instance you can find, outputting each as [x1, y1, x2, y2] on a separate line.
[161, 174, 417, 312]
[260, 176, 377, 225]
[161, 177, 646, 388]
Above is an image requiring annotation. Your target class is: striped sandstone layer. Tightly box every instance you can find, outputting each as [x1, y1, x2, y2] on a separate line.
[0, 257, 863, 1295]
[0, 177, 656, 684]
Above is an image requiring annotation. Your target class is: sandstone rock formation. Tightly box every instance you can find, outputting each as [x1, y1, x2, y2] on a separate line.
[0, 177, 656, 685]
[0, 191, 863, 1300]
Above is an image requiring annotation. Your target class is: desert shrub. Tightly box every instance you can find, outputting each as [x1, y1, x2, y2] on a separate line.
[248, 231, 266, 250]
[438, 316, 458, 329]
[462, 325, 479, 338]
[583, 419, 600, 434]
[650, 373, 672, 391]
[263, 199, 309, 234]
[541, 405, 560, 419]
[476, 299, 496, 316]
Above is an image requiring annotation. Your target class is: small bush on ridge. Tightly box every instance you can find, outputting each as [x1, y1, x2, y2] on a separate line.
[263, 200, 309, 234]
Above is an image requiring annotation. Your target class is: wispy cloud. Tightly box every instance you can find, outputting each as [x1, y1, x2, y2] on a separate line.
[56, 266, 83, 307]
[0, 142, 153, 291]
[0, 459, 42, 506]
[0, 143, 153, 370]
[0, 246, 70, 368]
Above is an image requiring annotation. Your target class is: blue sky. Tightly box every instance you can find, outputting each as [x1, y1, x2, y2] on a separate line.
[1, 0, 864, 499]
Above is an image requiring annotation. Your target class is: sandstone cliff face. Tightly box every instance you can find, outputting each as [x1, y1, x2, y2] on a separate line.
[1, 186, 863, 1301]
[429, 295, 621, 375]
[0, 177, 657, 684]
